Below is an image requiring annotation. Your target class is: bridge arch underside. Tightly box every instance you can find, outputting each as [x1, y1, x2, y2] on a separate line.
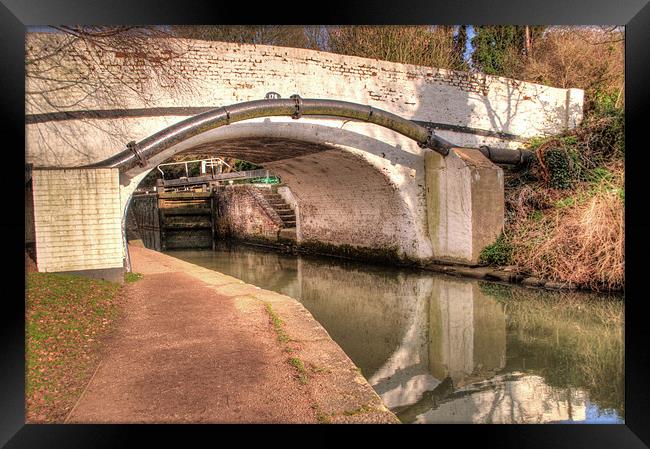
[124, 121, 434, 262]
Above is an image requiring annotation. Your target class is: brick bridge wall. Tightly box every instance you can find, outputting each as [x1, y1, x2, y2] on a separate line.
[213, 185, 284, 244]
[25, 34, 584, 272]
[26, 33, 584, 168]
[30, 168, 124, 282]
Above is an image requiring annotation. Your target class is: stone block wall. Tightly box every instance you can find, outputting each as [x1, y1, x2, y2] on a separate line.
[31, 168, 124, 278]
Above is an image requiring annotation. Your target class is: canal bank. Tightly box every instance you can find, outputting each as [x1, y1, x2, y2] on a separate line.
[167, 242, 624, 424]
[66, 244, 398, 423]
[127, 184, 617, 293]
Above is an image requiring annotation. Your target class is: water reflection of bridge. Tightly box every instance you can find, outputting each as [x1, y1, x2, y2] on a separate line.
[293, 259, 590, 424]
[168, 246, 618, 424]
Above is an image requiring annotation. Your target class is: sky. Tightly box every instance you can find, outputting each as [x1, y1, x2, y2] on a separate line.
[464, 26, 476, 66]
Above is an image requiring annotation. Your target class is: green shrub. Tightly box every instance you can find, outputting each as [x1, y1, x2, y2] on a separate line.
[233, 160, 261, 171]
[554, 197, 575, 209]
[530, 210, 544, 220]
[478, 281, 514, 301]
[586, 92, 625, 159]
[544, 148, 581, 189]
[588, 167, 614, 184]
[479, 234, 513, 266]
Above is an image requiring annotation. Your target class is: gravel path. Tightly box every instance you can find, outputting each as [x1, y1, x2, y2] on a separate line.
[66, 245, 398, 424]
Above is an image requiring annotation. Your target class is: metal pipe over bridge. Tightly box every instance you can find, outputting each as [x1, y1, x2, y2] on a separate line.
[87, 97, 532, 173]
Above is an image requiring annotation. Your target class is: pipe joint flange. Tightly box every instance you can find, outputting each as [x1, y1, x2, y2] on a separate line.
[419, 127, 450, 156]
[518, 149, 525, 165]
[127, 140, 147, 167]
[366, 105, 374, 121]
[479, 145, 492, 160]
[417, 126, 433, 149]
[290, 94, 302, 119]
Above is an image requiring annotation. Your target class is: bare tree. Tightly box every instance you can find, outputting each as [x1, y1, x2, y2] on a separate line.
[26, 26, 193, 112]
[26, 26, 195, 162]
[520, 26, 624, 110]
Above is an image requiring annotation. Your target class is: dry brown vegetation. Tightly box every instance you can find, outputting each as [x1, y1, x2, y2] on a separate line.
[173, 25, 467, 71]
[518, 27, 624, 111]
[500, 112, 624, 290]
[506, 167, 624, 290]
[499, 117, 625, 290]
[482, 27, 626, 291]
[326, 26, 465, 70]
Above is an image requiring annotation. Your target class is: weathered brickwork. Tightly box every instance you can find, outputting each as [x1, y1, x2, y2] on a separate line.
[214, 185, 283, 243]
[31, 168, 123, 273]
[25, 34, 585, 267]
[267, 150, 411, 256]
[26, 33, 584, 168]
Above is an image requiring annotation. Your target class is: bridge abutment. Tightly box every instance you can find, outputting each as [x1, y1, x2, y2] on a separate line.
[30, 168, 125, 283]
[425, 148, 504, 265]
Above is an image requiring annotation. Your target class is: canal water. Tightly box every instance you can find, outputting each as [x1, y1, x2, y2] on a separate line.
[165, 243, 624, 424]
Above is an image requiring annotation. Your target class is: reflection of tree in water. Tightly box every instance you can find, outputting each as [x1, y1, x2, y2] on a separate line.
[393, 376, 454, 422]
[478, 282, 624, 417]
[397, 372, 591, 424]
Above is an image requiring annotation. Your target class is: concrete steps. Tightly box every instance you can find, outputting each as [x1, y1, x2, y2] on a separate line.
[259, 188, 296, 230]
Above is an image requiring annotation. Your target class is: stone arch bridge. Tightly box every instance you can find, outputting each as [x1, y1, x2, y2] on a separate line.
[25, 34, 584, 280]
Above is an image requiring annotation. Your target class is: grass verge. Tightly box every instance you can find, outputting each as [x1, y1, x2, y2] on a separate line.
[289, 357, 309, 385]
[26, 272, 123, 423]
[124, 272, 143, 283]
[264, 302, 289, 343]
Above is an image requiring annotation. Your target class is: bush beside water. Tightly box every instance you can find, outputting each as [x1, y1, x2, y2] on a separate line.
[495, 92, 624, 291]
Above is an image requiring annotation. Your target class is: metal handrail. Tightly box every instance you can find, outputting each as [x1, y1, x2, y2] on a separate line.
[160, 168, 274, 188]
[156, 157, 231, 179]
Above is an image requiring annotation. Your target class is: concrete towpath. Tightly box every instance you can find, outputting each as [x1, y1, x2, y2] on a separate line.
[65, 245, 398, 424]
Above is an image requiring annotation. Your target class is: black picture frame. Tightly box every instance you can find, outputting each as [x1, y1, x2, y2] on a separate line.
[2, 0, 649, 447]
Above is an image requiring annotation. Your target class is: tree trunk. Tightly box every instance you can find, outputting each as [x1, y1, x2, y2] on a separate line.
[524, 25, 532, 58]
